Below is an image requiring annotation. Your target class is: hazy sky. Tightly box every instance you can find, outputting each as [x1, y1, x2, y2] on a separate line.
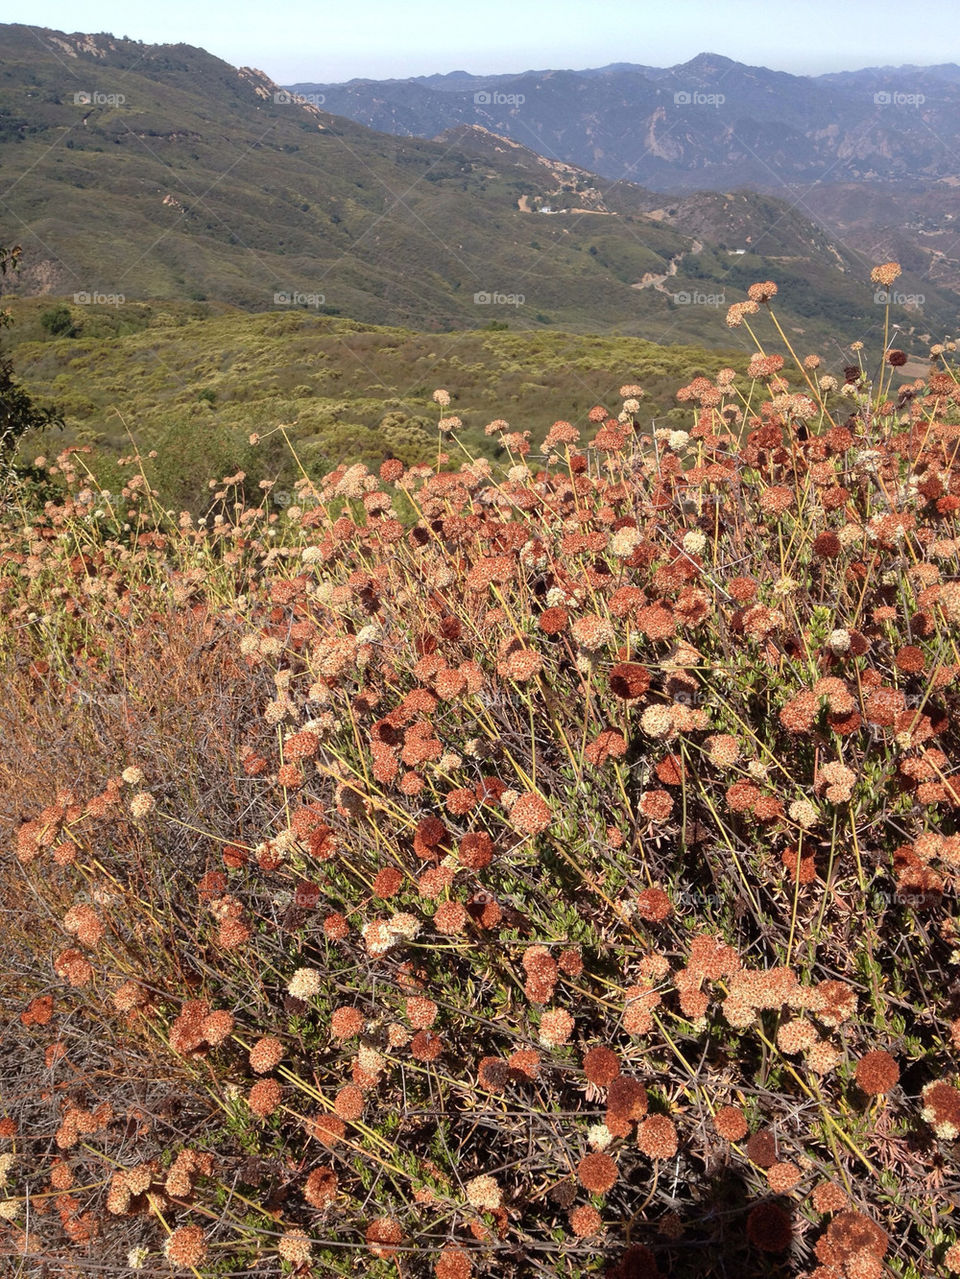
[13, 0, 960, 83]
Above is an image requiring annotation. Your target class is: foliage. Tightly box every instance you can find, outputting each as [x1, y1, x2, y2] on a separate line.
[39, 305, 77, 338]
[0, 245, 65, 497]
[3, 296, 770, 510]
[0, 350, 65, 463]
[3, 272, 960, 1277]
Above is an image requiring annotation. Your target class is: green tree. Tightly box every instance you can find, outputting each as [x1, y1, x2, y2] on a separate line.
[0, 246, 65, 488]
[0, 352, 65, 460]
[40, 304, 77, 337]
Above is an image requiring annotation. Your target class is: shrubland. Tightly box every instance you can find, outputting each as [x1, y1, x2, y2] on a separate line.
[5, 297, 754, 510]
[3, 269, 960, 1277]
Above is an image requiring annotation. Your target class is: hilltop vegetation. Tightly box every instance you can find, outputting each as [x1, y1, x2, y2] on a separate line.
[5, 298, 753, 508]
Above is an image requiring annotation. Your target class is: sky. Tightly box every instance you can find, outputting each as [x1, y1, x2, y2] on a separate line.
[12, 0, 960, 83]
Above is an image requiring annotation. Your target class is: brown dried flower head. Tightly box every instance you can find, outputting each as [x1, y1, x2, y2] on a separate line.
[855, 1050, 900, 1096]
[577, 1152, 618, 1194]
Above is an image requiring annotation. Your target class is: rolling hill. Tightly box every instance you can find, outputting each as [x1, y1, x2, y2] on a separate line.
[0, 25, 953, 353]
[3, 296, 753, 507]
[290, 54, 960, 317]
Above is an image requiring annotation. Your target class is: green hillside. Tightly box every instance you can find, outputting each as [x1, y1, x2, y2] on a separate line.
[0, 24, 950, 351]
[6, 297, 749, 507]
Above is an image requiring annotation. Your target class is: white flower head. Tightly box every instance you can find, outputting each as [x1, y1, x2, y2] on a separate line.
[827, 628, 851, 654]
[587, 1122, 614, 1150]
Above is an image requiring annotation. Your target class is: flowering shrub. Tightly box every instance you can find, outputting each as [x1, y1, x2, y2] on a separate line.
[3, 271, 960, 1274]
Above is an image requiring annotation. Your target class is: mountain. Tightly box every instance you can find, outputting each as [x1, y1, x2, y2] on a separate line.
[0, 25, 952, 352]
[797, 181, 960, 292]
[291, 54, 960, 322]
[289, 54, 960, 190]
[818, 63, 960, 88]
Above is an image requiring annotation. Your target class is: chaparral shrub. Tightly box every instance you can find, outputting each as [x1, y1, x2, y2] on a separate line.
[3, 266, 960, 1275]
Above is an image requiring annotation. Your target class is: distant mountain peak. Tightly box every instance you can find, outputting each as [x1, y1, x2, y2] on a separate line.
[293, 52, 960, 199]
[678, 52, 737, 71]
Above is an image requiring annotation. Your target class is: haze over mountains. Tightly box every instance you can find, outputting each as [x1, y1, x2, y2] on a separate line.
[0, 25, 956, 355]
[291, 54, 960, 189]
[292, 55, 960, 292]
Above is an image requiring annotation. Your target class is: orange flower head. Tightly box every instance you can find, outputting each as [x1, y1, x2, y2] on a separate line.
[855, 1050, 899, 1096]
[577, 1152, 618, 1194]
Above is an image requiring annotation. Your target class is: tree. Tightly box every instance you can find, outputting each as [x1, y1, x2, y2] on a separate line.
[40, 304, 77, 338]
[0, 245, 65, 489]
[0, 351, 65, 459]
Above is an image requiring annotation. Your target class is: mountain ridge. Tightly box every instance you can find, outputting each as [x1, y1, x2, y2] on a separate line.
[288, 53, 960, 191]
[0, 24, 952, 352]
